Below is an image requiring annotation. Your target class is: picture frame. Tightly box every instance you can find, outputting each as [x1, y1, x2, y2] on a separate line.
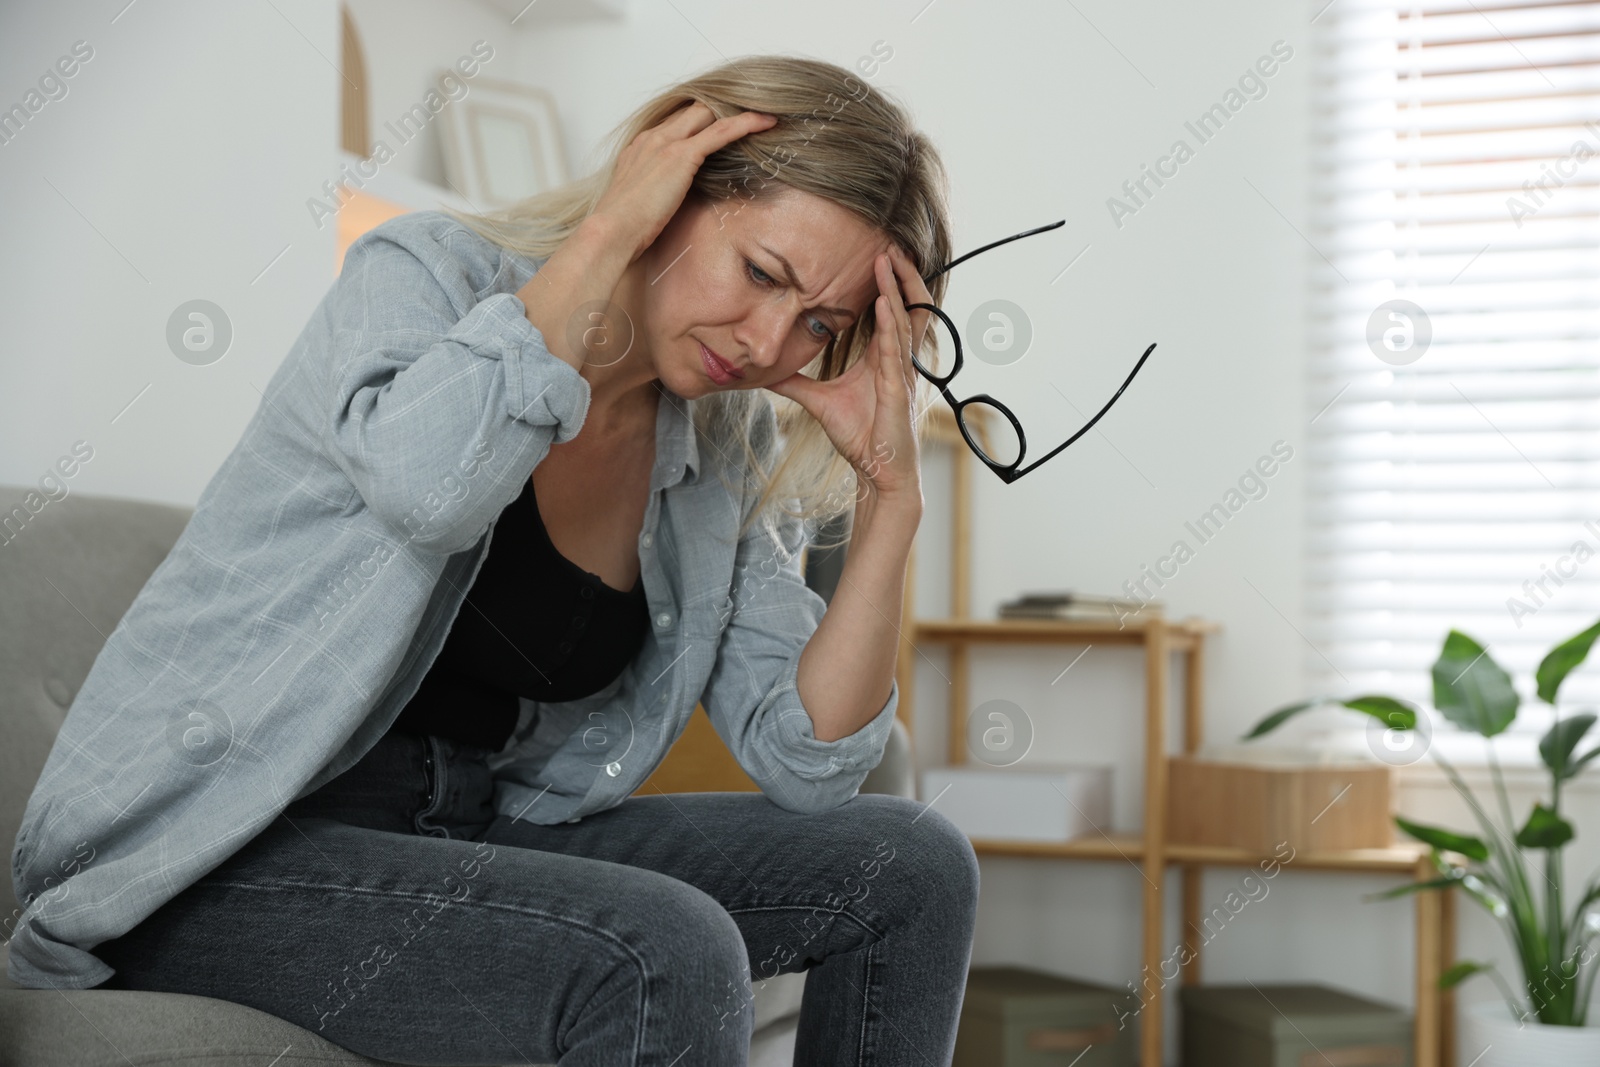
[436, 74, 570, 208]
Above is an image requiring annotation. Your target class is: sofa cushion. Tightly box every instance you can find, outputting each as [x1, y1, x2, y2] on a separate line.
[1, 485, 195, 932]
[1, 938, 806, 1067]
[0, 938, 414, 1066]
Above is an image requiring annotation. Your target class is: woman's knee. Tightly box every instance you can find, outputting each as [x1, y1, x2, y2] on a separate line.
[840, 793, 980, 915]
[595, 871, 749, 1009]
[659, 880, 754, 1034]
[562, 872, 753, 1047]
[646, 874, 749, 971]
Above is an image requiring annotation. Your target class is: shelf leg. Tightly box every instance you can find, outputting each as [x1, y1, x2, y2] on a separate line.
[896, 538, 917, 742]
[1181, 865, 1202, 986]
[1180, 641, 1204, 988]
[1140, 621, 1170, 1067]
[1414, 854, 1441, 1067]
[1183, 637, 1205, 755]
[1441, 884, 1456, 1067]
[951, 438, 970, 620]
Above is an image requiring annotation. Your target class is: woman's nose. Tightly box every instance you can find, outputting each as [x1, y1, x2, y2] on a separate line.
[739, 305, 791, 369]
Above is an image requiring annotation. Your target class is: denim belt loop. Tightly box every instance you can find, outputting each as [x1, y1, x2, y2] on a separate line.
[413, 735, 450, 839]
[412, 734, 496, 841]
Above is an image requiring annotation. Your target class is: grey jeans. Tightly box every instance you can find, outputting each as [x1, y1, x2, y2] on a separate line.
[92, 730, 980, 1066]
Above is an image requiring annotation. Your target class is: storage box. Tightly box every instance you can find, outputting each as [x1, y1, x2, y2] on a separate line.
[1180, 983, 1411, 1067]
[920, 764, 1112, 843]
[955, 965, 1136, 1067]
[1167, 748, 1393, 852]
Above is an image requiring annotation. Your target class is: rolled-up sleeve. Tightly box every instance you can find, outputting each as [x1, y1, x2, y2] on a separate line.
[698, 409, 897, 814]
[316, 217, 591, 555]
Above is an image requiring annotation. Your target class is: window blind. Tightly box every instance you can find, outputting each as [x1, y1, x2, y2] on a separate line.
[1308, 0, 1600, 726]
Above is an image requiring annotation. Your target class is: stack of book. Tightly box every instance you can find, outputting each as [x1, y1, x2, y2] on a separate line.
[997, 592, 1161, 622]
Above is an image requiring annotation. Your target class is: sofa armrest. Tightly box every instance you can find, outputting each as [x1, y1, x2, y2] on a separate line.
[858, 717, 915, 799]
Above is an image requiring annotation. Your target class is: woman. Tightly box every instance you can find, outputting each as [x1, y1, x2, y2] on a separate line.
[8, 55, 979, 1064]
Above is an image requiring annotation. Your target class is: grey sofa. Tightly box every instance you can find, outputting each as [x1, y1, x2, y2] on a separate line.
[0, 483, 917, 1067]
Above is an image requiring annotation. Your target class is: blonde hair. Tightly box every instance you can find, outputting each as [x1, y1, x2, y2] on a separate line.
[439, 53, 953, 549]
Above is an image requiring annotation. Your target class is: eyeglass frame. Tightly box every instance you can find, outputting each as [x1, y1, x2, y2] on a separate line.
[901, 219, 1159, 484]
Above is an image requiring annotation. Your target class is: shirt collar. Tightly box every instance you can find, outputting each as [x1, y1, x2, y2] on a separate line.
[510, 255, 701, 491]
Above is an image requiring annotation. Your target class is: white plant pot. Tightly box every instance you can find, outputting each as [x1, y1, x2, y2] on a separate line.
[1461, 1000, 1600, 1066]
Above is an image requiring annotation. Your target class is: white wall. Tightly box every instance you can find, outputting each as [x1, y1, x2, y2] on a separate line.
[0, 0, 337, 511]
[4, 0, 1583, 1062]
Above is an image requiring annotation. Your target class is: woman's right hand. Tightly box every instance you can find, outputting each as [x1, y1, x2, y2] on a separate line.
[592, 102, 778, 263]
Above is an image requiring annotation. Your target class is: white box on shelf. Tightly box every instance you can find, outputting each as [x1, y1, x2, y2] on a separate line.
[918, 764, 1112, 843]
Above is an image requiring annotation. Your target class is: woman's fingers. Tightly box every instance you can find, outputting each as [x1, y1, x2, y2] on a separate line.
[884, 247, 932, 373]
[685, 107, 777, 157]
[871, 301, 912, 423]
[641, 102, 774, 166]
[875, 254, 917, 399]
[637, 100, 707, 144]
[886, 247, 935, 406]
[875, 255, 908, 350]
[599, 102, 776, 263]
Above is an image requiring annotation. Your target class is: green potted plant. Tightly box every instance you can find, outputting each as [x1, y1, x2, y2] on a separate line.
[1243, 619, 1600, 1057]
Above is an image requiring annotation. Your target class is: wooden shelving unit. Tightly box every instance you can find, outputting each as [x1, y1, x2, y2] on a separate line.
[896, 408, 1457, 1067]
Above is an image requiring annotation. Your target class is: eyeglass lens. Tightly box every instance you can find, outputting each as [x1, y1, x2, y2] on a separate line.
[909, 219, 1156, 481]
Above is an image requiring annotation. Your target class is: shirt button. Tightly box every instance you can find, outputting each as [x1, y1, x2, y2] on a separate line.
[580, 586, 596, 600]
[655, 612, 673, 629]
[641, 532, 654, 549]
[558, 640, 572, 653]
[605, 761, 622, 777]
[572, 615, 586, 629]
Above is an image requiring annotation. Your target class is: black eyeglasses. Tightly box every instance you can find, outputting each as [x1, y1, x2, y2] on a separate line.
[903, 220, 1158, 484]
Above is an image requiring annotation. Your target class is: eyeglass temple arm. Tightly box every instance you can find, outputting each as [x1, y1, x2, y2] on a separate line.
[906, 219, 1154, 480]
[1011, 342, 1159, 477]
[921, 219, 1066, 284]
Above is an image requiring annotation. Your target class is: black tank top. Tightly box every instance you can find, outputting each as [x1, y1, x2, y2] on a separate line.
[388, 476, 652, 751]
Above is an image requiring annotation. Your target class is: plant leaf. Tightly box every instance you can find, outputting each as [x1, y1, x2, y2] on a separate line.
[1369, 876, 1459, 900]
[1537, 620, 1600, 704]
[1440, 961, 1493, 990]
[1341, 696, 1418, 731]
[1432, 631, 1519, 738]
[1243, 696, 1417, 741]
[1541, 714, 1598, 781]
[1242, 699, 1324, 740]
[1458, 873, 1510, 919]
[1515, 803, 1575, 850]
[1412, 853, 1511, 919]
[1569, 746, 1600, 782]
[1570, 874, 1600, 938]
[1395, 815, 1490, 861]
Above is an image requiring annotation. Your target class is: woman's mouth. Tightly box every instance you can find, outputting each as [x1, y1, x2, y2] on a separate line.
[699, 342, 744, 385]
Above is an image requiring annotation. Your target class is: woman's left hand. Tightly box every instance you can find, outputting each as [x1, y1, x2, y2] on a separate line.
[763, 245, 931, 507]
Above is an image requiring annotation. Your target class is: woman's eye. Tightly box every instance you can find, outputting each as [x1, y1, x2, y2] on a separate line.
[745, 259, 836, 342]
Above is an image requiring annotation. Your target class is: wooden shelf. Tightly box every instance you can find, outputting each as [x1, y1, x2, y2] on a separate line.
[970, 834, 1432, 874]
[897, 405, 1454, 1067]
[915, 615, 1220, 651]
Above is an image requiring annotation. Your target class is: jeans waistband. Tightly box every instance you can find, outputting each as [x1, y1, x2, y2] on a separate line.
[284, 730, 497, 841]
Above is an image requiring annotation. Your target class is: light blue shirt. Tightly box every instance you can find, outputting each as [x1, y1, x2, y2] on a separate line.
[8, 210, 898, 989]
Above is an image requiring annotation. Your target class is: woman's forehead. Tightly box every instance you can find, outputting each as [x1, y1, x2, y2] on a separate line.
[719, 190, 891, 317]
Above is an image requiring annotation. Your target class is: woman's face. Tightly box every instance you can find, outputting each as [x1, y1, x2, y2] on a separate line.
[637, 186, 896, 399]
